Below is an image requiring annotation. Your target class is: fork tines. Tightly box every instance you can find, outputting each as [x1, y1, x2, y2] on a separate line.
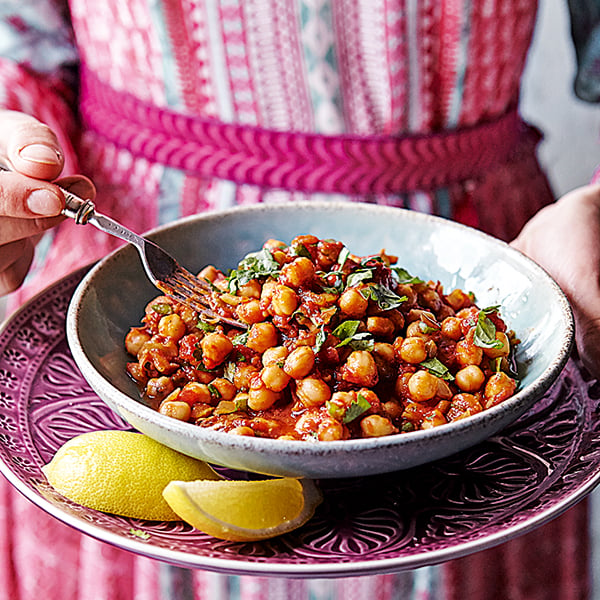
[158, 267, 248, 330]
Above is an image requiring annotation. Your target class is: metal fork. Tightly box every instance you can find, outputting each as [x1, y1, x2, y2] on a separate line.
[4, 165, 247, 329]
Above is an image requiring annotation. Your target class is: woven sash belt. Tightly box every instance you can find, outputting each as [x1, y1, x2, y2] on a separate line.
[80, 68, 538, 196]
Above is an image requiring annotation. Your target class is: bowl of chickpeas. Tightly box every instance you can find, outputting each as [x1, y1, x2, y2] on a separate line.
[66, 202, 574, 479]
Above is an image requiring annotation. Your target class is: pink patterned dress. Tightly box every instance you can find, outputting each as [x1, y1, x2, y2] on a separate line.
[0, 0, 590, 599]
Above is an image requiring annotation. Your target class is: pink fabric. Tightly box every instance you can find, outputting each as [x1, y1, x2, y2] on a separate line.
[81, 68, 535, 195]
[0, 1, 591, 599]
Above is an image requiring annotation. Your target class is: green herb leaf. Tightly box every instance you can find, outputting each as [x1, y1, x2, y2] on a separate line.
[234, 395, 248, 411]
[314, 326, 327, 353]
[343, 393, 372, 423]
[326, 401, 345, 421]
[360, 284, 407, 311]
[223, 361, 236, 382]
[228, 248, 280, 290]
[151, 303, 172, 315]
[473, 311, 504, 349]
[291, 243, 312, 258]
[392, 267, 424, 285]
[196, 320, 216, 332]
[419, 357, 454, 381]
[208, 383, 221, 399]
[346, 268, 375, 288]
[337, 246, 350, 268]
[232, 331, 249, 345]
[332, 320, 375, 350]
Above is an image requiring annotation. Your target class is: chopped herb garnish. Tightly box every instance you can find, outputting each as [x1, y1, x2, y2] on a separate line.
[234, 394, 248, 411]
[346, 268, 375, 288]
[291, 243, 312, 258]
[196, 320, 216, 332]
[208, 383, 221, 398]
[360, 284, 407, 311]
[223, 361, 236, 382]
[232, 331, 249, 345]
[314, 326, 327, 353]
[337, 246, 350, 268]
[420, 357, 454, 381]
[392, 267, 424, 285]
[473, 311, 504, 349]
[228, 248, 280, 290]
[326, 401, 346, 421]
[343, 393, 372, 423]
[331, 320, 375, 350]
[419, 321, 438, 334]
[150, 303, 172, 315]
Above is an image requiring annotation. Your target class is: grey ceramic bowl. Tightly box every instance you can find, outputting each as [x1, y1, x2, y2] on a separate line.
[66, 202, 574, 479]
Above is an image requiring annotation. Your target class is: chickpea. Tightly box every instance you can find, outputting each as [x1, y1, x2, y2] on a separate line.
[262, 345, 289, 367]
[259, 280, 277, 309]
[446, 288, 473, 311]
[261, 364, 291, 392]
[248, 380, 280, 410]
[295, 377, 332, 407]
[366, 316, 395, 338]
[233, 363, 260, 390]
[360, 414, 396, 437]
[421, 409, 447, 429]
[145, 376, 175, 401]
[338, 288, 368, 318]
[294, 409, 321, 437]
[236, 299, 265, 324]
[247, 322, 278, 353]
[270, 285, 298, 317]
[279, 257, 315, 288]
[341, 350, 379, 387]
[318, 418, 346, 441]
[200, 332, 233, 369]
[408, 370, 439, 402]
[447, 393, 483, 421]
[483, 331, 510, 359]
[237, 278, 262, 298]
[455, 365, 485, 392]
[400, 337, 428, 364]
[394, 371, 413, 398]
[373, 342, 395, 364]
[159, 399, 191, 421]
[230, 426, 255, 436]
[157, 313, 187, 340]
[198, 265, 219, 283]
[382, 399, 403, 419]
[210, 377, 237, 401]
[125, 328, 151, 356]
[441, 316, 463, 341]
[456, 336, 483, 367]
[483, 372, 517, 408]
[178, 381, 213, 405]
[406, 321, 428, 338]
[283, 346, 315, 379]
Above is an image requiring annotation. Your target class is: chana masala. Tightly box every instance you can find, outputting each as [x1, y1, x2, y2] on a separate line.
[125, 235, 519, 441]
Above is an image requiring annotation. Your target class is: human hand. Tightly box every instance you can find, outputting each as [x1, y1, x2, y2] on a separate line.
[0, 110, 95, 295]
[511, 184, 600, 379]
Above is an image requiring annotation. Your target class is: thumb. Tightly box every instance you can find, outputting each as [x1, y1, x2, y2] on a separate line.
[0, 110, 64, 181]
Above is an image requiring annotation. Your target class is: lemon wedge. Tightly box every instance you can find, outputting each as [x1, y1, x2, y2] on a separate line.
[163, 477, 322, 541]
[42, 430, 221, 521]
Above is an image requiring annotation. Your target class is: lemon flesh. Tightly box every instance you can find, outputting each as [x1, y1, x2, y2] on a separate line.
[42, 430, 221, 521]
[163, 477, 322, 541]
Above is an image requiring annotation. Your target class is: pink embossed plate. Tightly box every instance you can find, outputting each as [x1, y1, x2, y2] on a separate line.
[0, 268, 598, 578]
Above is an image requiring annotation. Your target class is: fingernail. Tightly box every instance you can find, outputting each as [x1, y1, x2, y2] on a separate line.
[18, 143, 62, 165]
[27, 189, 62, 215]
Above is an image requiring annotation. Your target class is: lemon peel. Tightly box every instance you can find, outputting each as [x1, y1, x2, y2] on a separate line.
[42, 430, 221, 521]
[163, 477, 322, 541]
